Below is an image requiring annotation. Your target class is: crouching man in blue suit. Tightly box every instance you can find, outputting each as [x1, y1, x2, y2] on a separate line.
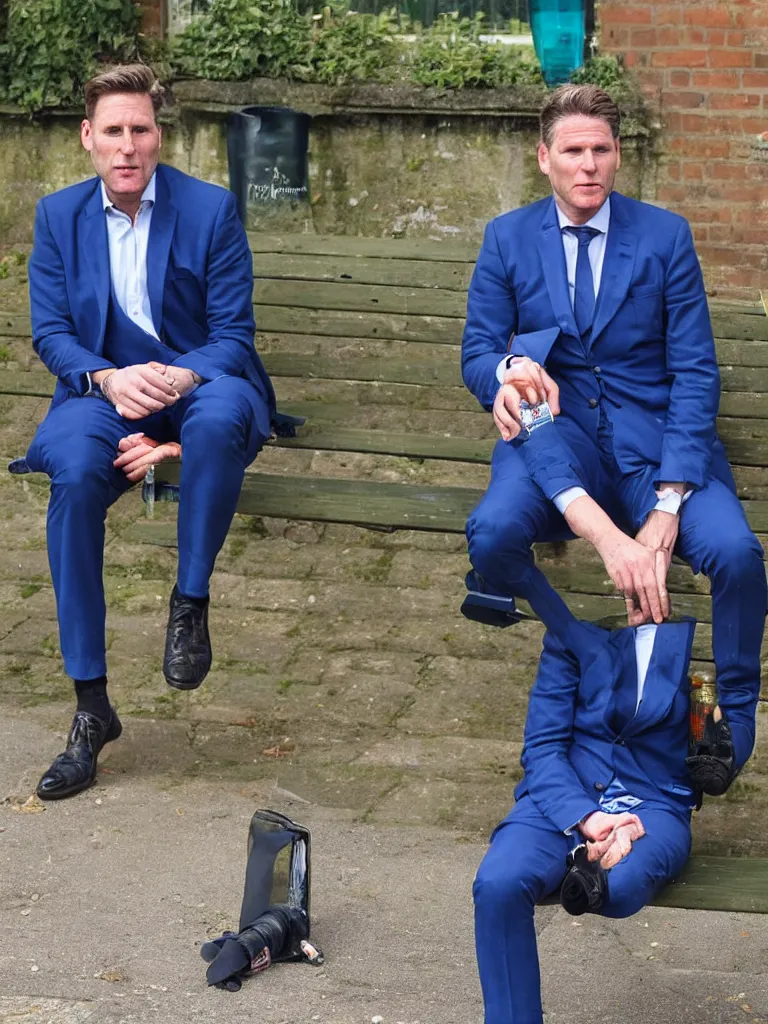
[461, 84, 766, 721]
[24, 65, 277, 799]
[473, 586, 757, 1024]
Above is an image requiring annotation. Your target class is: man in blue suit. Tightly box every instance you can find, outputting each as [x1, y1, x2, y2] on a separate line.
[461, 84, 765, 723]
[473, 589, 757, 1024]
[24, 65, 276, 799]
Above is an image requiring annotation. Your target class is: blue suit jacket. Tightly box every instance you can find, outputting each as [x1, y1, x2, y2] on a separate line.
[462, 193, 728, 514]
[28, 163, 276, 419]
[514, 618, 756, 833]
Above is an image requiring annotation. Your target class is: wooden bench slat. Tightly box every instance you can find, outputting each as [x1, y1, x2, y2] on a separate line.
[254, 253, 474, 292]
[710, 309, 768, 342]
[247, 231, 478, 263]
[255, 280, 468, 319]
[254, 304, 463, 344]
[538, 856, 768, 913]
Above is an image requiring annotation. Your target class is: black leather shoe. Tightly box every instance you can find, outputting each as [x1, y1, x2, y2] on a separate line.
[560, 844, 608, 916]
[36, 708, 122, 800]
[163, 586, 212, 690]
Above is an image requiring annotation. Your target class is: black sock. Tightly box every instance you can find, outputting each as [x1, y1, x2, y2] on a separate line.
[74, 676, 110, 721]
[177, 592, 209, 608]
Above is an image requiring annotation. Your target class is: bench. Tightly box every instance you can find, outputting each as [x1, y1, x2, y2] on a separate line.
[2, 230, 768, 912]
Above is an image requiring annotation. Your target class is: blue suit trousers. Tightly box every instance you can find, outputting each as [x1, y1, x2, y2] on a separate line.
[27, 377, 270, 680]
[473, 795, 691, 1024]
[466, 424, 767, 722]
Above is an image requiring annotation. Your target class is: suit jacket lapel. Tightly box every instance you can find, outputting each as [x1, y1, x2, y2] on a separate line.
[625, 620, 696, 738]
[590, 193, 637, 348]
[83, 181, 110, 351]
[147, 166, 178, 337]
[536, 198, 579, 340]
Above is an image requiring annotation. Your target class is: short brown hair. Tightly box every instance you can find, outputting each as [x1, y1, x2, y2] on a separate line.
[84, 64, 165, 122]
[539, 84, 620, 148]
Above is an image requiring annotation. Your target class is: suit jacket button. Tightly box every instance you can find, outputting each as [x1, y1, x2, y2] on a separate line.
[594, 782, 605, 792]
[593, 366, 602, 375]
[588, 398, 598, 409]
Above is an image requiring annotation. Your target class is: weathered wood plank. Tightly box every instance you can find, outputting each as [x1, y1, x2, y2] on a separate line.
[717, 339, 768, 368]
[155, 464, 480, 532]
[248, 231, 478, 263]
[710, 309, 768, 342]
[254, 253, 474, 292]
[652, 856, 768, 913]
[254, 304, 464, 344]
[539, 856, 768, 912]
[255, 280, 468, 319]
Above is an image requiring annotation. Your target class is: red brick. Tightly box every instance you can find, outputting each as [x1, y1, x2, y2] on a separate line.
[667, 137, 731, 157]
[683, 206, 733, 224]
[631, 27, 657, 47]
[684, 7, 732, 29]
[706, 225, 731, 242]
[755, 53, 768, 68]
[740, 117, 768, 134]
[663, 91, 707, 109]
[710, 93, 762, 110]
[735, 207, 768, 226]
[741, 71, 768, 87]
[707, 183, 767, 201]
[653, 4, 684, 26]
[726, 30, 747, 46]
[691, 70, 740, 88]
[657, 26, 683, 45]
[605, 25, 631, 47]
[652, 49, 709, 68]
[682, 162, 705, 180]
[601, 5, 652, 26]
[692, 226, 709, 243]
[710, 162, 750, 179]
[708, 49, 754, 68]
[657, 184, 691, 203]
[668, 70, 691, 87]
[666, 161, 682, 180]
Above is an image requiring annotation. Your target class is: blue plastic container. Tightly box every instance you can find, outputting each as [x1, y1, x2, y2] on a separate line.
[529, 0, 586, 86]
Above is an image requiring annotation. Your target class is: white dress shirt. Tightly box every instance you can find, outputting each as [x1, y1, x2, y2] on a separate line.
[101, 173, 158, 340]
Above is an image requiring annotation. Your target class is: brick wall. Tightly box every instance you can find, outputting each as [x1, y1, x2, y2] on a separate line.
[599, 0, 768, 301]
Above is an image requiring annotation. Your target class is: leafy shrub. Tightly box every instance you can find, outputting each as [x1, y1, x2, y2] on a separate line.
[410, 13, 542, 89]
[0, 0, 139, 112]
[172, 0, 311, 81]
[307, 5, 400, 85]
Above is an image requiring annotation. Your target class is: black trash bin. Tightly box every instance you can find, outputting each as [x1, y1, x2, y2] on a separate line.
[227, 105, 312, 229]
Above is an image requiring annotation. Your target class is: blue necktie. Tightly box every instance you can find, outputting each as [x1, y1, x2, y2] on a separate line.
[564, 226, 600, 338]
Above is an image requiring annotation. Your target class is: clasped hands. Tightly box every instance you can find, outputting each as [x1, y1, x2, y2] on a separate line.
[93, 362, 193, 482]
[579, 810, 645, 869]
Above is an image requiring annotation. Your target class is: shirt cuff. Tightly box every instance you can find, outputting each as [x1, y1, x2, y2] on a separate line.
[653, 487, 694, 515]
[553, 486, 588, 515]
[496, 354, 526, 384]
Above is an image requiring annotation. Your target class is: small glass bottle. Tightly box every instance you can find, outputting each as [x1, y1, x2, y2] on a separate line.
[689, 671, 717, 743]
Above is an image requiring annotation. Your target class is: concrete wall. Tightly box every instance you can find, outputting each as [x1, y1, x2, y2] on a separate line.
[0, 80, 653, 249]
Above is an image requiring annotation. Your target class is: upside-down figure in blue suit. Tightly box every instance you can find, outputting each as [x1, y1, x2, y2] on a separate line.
[23, 65, 276, 800]
[460, 83, 766, 733]
[473, 576, 757, 1024]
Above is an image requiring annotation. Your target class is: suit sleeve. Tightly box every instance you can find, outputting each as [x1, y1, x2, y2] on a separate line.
[513, 418, 588, 502]
[170, 191, 257, 381]
[519, 631, 600, 833]
[28, 199, 114, 394]
[461, 221, 518, 411]
[658, 219, 720, 489]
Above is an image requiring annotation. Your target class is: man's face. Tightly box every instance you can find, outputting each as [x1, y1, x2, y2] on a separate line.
[81, 92, 161, 209]
[537, 115, 620, 224]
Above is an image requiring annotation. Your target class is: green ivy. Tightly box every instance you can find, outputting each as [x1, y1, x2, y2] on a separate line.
[0, 0, 140, 112]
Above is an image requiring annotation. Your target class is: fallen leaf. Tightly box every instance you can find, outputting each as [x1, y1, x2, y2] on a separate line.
[10, 794, 46, 814]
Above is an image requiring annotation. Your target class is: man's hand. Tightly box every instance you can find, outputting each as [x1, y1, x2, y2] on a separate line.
[493, 358, 560, 441]
[594, 531, 671, 625]
[164, 366, 200, 397]
[113, 433, 182, 482]
[579, 811, 645, 869]
[96, 362, 179, 419]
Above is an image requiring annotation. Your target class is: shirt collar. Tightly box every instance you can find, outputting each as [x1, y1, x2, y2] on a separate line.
[555, 194, 611, 234]
[101, 171, 156, 212]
